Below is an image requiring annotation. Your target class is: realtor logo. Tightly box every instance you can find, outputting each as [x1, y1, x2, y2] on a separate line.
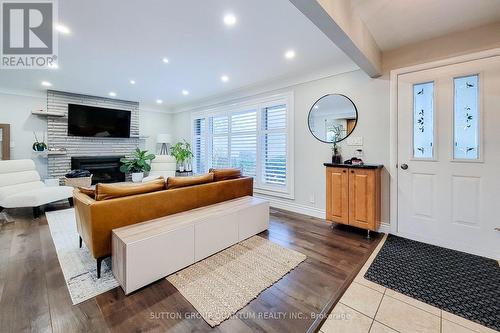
[1, 0, 58, 69]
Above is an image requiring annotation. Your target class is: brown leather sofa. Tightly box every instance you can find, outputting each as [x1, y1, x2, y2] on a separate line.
[74, 176, 253, 277]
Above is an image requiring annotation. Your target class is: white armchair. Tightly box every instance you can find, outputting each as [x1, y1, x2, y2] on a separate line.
[142, 155, 176, 182]
[0, 159, 74, 218]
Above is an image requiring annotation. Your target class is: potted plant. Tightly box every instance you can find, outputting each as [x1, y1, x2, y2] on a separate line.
[32, 132, 47, 152]
[120, 148, 155, 182]
[170, 140, 194, 172]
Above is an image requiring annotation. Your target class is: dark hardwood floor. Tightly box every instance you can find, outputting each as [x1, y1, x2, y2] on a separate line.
[0, 204, 381, 333]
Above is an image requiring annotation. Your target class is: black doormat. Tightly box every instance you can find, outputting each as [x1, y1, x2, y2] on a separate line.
[364, 235, 500, 331]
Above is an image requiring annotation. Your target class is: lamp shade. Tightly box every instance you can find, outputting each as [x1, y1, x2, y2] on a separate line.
[156, 133, 172, 144]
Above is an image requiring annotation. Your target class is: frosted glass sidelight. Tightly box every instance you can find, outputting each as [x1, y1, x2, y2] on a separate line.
[454, 75, 479, 160]
[413, 82, 434, 159]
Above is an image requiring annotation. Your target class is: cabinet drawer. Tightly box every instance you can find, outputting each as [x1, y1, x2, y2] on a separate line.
[195, 212, 239, 261]
[125, 225, 195, 294]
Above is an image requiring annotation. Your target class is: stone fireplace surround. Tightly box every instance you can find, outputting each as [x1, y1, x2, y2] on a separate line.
[47, 90, 140, 181]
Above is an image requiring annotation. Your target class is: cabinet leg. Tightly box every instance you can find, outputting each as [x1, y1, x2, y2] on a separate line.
[367, 230, 371, 239]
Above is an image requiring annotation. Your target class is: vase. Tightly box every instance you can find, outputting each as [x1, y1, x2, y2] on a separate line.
[131, 172, 144, 182]
[178, 163, 185, 172]
[184, 160, 192, 172]
[331, 154, 342, 164]
[33, 142, 47, 151]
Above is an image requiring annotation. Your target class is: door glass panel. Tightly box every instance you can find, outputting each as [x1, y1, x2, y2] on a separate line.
[454, 75, 479, 160]
[413, 82, 434, 159]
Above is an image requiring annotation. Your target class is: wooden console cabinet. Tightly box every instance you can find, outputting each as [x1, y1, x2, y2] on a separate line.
[325, 164, 383, 234]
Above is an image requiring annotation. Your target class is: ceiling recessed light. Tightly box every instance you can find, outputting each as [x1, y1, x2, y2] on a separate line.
[314, 105, 319, 109]
[129, 80, 136, 85]
[182, 90, 189, 96]
[156, 99, 163, 104]
[41, 81, 52, 87]
[284, 50, 296, 60]
[55, 24, 71, 34]
[223, 14, 237, 26]
[220, 75, 229, 82]
[162, 57, 169, 64]
[108, 92, 117, 97]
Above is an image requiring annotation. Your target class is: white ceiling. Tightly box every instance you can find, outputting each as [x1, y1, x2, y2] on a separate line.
[0, 0, 358, 110]
[352, 0, 500, 51]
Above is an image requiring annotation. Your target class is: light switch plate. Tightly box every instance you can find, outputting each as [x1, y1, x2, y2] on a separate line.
[346, 137, 363, 146]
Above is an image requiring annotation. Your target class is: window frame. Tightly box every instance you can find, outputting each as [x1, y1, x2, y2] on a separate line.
[451, 73, 483, 163]
[191, 92, 295, 199]
[410, 81, 438, 162]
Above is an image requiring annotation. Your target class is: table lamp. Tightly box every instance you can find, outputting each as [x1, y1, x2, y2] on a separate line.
[157, 134, 172, 155]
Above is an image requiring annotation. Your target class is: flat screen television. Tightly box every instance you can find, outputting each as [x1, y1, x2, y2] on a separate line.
[67, 104, 131, 138]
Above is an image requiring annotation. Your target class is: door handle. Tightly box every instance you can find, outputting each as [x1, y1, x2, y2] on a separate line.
[400, 164, 408, 170]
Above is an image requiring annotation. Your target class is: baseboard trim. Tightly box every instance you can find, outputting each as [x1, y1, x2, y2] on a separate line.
[378, 223, 391, 234]
[254, 195, 325, 219]
[255, 194, 392, 234]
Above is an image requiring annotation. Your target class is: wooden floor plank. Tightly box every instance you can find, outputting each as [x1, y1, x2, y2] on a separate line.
[39, 219, 110, 333]
[0, 205, 381, 333]
[0, 214, 52, 333]
[0, 221, 16, 302]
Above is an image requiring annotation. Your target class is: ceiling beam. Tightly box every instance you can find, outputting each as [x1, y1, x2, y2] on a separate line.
[289, 0, 382, 78]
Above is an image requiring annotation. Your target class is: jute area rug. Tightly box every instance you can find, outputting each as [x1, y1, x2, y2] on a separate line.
[167, 235, 306, 327]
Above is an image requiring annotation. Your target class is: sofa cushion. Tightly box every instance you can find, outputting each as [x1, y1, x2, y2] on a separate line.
[166, 173, 214, 189]
[78, 187, 96, 199]
[96, 178, 165, 201]
[209, 168, 242, 181]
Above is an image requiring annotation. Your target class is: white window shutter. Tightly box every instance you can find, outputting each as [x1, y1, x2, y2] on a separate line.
[230, 110, 257, 177]
[193, 118, 206, 173]
[261, 105, 287, 187]
[192, 94, 291, 197]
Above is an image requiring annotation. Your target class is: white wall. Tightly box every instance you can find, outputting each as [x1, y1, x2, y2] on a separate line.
[290, 70, 390, 223]
[0, 92, 48, 178]
[171, 111, 192, 143]
[139, 110, 174, 154]
[172, 69, 391, 224]
[0, 92, 172, 177]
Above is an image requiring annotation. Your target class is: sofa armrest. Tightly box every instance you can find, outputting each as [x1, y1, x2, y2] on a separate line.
[73, 189, 96, 255]
[73, 188, 95, 205]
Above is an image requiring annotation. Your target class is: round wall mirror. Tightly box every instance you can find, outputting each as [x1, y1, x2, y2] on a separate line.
[307, 94, 358, 144]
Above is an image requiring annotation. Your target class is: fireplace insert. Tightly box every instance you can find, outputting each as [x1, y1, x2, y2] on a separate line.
[71, 156, 125, 184]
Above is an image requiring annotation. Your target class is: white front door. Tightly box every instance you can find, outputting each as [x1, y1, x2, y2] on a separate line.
[397, 56, 500, 259]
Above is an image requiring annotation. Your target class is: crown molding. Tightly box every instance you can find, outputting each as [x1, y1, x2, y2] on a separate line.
[170, 62, 359, 114]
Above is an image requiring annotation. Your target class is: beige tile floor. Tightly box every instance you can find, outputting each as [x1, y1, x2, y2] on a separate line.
[319, 235, 499, 333]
